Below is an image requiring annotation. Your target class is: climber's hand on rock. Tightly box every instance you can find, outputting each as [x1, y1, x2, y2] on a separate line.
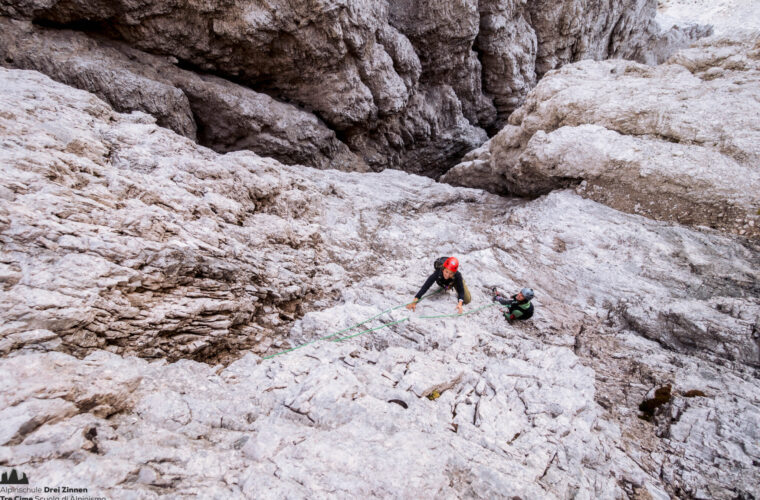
[406, 298, 418, 311]
[456, 301, 463, 315]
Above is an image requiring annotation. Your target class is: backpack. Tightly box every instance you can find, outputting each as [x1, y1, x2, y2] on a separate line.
[433, 256, 449, 271]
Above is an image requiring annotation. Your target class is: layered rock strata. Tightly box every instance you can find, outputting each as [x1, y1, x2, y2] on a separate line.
[1, 67, 759, 498]
[443, 34, 760, 237]
[0, 0, 704, 174]
[0, 18, 366, 171]
[0, 67, 344, 362]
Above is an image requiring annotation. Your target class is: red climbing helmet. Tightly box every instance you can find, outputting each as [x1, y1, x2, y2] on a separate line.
[443, 257, 459, 273]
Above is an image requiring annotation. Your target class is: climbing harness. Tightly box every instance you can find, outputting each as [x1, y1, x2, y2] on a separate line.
[263, 289, 504, 360]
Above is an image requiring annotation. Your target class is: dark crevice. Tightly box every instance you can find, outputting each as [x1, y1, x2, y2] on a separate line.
[27, 14, 364, 170]
[472, 23, 501, 138]
[31, 15, 324, 127]
[606, 14, 626, 59]
[31, 17, 118, 37]
[172, 57, 285, 105]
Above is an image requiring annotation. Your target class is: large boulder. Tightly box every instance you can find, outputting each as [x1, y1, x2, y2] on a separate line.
[443, 34, 760, 237]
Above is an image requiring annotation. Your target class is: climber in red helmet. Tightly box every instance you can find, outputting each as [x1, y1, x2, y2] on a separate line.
[407, 256, 471, 314]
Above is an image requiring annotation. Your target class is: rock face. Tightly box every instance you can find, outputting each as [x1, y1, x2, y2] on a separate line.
[387, 0, 497, 128]
[0, 0, 705, 175]
[658, 0, 760, 36]
[1, 67, 759, 498]
[0, 67, 349, 362]
[0, 18, 366, 171]
[0, 18, 197, 139]
[443, 33, 760, 237]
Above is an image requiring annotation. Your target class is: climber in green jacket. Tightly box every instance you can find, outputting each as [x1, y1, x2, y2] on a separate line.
[492, 287, 534, 321]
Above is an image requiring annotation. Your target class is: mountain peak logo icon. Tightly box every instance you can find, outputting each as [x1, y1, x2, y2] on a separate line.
[0, 468, 29, 484]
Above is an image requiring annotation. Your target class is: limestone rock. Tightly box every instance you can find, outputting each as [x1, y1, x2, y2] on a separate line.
[1, 65, 759, 498]
[0, 17, 197, 139]
[0, 0, 704, 174]
[168, 71, 368, 172]
[0, 351, 141, 446]
[658, 0, 760, 36]
[443, 34, 760, 237]
[0, 67, 340, 362]
[0, 0, 410, 129]
[630, 19, 714, 65]
[0, 18, 366, 171]
[345, 84, 488, 176]
[388, 0, 497, 128]
[475, 0, 538, 128]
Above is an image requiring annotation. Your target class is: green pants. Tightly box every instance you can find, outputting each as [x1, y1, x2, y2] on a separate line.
[440, 280, 471, 305]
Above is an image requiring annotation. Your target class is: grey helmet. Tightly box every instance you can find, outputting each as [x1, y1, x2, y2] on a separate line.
[520, 287, 534, 301]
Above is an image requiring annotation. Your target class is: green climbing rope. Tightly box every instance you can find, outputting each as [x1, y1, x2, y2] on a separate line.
[330, 303, 499, 343]
[263, 289, 508, 360]
[262, 289, 443, 360]
[418, 302, 499, 320]
[331, 317, 410, 342]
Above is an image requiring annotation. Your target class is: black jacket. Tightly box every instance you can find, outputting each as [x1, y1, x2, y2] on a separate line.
[415, 269, 466, 303]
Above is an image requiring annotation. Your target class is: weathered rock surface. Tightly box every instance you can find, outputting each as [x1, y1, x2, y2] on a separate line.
[0, 18, 366, 171]
[658, 0, 760, 36]
[0, 67, 346, 362]
[0, 17, 197, 139]
[0, 352, 142, 447]
[1, 67, 759, 498]
[388, 0, 497, 128]
[443, 33, 760, 237]
[634, 17, 714, 65]
[345, 84, 488, 177]
[475, 0, 711, 127]
[0, 1, 415, 129]
[475, 0, 538, 129]
[0, 0, 705, 174]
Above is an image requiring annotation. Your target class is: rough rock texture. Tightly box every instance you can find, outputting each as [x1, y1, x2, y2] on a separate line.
[0, 67, 347, 362]
[0, 18, 197, 139]
[344, 85, 488, 177]
[387, 0, 497, 128]
[1, 67, 759, 498]
[475, 0, 538, 129]
[0, 1, 416, 128]
[0, 352, 142, 447]
[0, 0, 704, 174]
[634, 18, 714, 65]
[443, 33, 760, 237]
[169, 72, 367, 172]
[658, 0, 760, 36]
[0, 18, 366, 171]
[475, 0, 711, 127]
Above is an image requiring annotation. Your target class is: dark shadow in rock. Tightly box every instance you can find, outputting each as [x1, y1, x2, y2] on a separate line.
[388, 399, 408, 409]
[638, 384, 672, 421]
